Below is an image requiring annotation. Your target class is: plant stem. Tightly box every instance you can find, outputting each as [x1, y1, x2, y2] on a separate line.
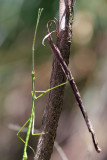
[35, 1, 73, 160]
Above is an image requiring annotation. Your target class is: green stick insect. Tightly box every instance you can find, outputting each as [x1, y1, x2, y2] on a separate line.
[17, 8, 69, 160]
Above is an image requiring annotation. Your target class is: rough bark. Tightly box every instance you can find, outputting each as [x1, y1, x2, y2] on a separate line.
[34, 0, 73, 160]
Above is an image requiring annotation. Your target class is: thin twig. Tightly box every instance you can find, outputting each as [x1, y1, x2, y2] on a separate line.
[45, 20, 101, 153]
[54, 142, 69, 160]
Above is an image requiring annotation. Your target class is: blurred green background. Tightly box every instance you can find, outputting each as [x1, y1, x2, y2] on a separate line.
[0, 0, 107, 160]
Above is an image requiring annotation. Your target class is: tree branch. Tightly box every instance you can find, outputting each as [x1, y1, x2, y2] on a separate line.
[34, 0, 73, 159]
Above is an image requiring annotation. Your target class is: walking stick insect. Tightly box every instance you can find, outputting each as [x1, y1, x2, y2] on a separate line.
[17, 8, 70, 160]
[17, 5, 101, 159]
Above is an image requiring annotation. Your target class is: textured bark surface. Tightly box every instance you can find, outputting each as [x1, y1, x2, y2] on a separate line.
[34, 1, 73, 159]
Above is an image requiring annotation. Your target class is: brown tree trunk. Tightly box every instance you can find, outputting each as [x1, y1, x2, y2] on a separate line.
[34, 0, 74, 159]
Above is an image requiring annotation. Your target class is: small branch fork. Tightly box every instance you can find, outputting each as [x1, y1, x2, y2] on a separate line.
[43, 20, 101, 153]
